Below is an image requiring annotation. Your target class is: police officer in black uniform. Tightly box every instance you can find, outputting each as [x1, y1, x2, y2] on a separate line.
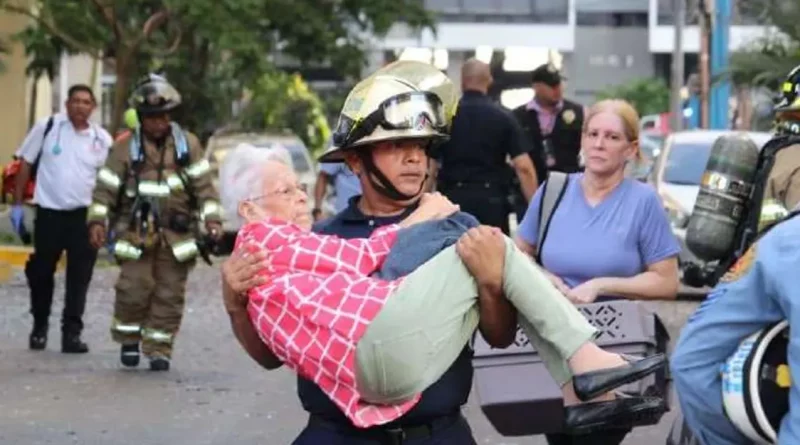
[512, 63, 585, 219]
[434, 58, 538, 235]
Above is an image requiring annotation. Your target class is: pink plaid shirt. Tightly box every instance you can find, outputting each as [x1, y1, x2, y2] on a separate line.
[238, 218, 421, 428]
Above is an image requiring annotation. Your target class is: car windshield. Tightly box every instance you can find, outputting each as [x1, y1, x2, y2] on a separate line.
[286, 144, 311, 172]
[663, 141, 713, 185]
[639, 136, 662, 158]
[254, 142, 311, 172]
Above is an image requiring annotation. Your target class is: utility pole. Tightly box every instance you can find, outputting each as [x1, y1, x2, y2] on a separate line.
[709, 0, 731, 129]
[699, 0, 711, 128]
[670, 0, 686, 132]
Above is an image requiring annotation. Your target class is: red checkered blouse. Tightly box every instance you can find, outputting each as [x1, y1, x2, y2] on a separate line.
[238, 218, 421, 428]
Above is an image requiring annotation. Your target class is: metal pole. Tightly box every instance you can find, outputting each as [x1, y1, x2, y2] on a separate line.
[699, 3, 711, 128]
[670, 0, 686, 132]
[709, 0, 731, 129]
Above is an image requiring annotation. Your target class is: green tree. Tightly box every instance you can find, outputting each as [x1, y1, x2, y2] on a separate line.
[726, 0, 800, 89]
[236, 70, 331, 156]
[13, 25, 75, 127]
[0, 0, 434, 136]
[595, 78, 671, 116]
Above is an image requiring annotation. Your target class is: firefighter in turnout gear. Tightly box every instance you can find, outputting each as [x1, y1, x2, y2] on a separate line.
[664, 65, 800, 445]
[87, 74, 222, 371]
[760, 64, 800, 228]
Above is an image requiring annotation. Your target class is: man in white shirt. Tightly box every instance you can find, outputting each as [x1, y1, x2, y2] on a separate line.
[10, 84, 113, 353]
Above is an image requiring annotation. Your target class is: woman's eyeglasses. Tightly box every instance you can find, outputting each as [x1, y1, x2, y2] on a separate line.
[250, 183, 308, 202]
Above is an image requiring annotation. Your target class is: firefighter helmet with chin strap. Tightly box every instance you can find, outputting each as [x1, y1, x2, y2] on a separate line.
[773, 65, 800, 136]
[775, 64, 800, 114]
[319, 60, 459, 201]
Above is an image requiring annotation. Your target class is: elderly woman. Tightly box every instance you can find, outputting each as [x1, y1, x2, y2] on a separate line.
[219, 142, 667, 430]
[515, 99, 681, 444]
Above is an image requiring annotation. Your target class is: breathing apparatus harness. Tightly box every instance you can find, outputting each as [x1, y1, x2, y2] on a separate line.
[109, 122, 213, 264]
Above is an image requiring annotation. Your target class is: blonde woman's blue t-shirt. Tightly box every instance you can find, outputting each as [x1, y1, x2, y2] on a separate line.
[517, 174, 681, 300]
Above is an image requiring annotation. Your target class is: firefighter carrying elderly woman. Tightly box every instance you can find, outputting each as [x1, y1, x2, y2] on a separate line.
[86, 73, 223, 371]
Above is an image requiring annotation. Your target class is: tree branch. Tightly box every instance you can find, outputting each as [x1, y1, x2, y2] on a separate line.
[143, 28, 183, 57]
[136, 9, 169, 45]
[87, 0, 124, 40]
[1, 4, 98, 55]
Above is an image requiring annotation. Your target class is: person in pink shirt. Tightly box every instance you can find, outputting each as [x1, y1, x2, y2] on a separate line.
[223, 146, 666, 431]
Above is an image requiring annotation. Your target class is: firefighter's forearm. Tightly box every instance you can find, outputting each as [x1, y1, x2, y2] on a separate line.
[313, 173, 327, 209]
[228, 310, 283, 370]
[13, 162, 32, 205]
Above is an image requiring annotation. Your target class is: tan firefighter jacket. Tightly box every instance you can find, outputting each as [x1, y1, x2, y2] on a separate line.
[87, 124, 221, 262]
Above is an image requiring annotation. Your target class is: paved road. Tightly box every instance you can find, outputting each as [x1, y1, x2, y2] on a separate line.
[0, 263, 700, 445]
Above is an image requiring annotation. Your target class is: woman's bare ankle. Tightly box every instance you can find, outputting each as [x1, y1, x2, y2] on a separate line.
[567, 345, 628, 374]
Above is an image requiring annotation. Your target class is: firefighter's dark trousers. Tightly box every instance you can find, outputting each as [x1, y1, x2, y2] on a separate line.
[110, 244, 194, 359]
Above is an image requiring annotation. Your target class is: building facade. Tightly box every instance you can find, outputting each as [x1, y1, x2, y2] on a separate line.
[0, 8, 103, 161]
[368, 0, 769, 109]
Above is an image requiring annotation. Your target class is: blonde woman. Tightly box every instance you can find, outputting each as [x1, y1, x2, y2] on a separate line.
[515, 99, 681, 444]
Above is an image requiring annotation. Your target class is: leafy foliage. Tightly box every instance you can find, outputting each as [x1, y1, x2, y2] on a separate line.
[596, 78, 671, 116]
[236, 70, 331, 156]
[0, 0, 434, 139]
[726, 0, 800, 88]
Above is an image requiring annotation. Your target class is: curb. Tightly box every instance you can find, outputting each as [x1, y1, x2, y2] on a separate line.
[0, 245, 35, 267]
[0, 246, 67, 282]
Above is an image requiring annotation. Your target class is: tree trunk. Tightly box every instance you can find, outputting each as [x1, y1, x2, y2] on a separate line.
[737, 86, 753, 130]
[88, 53, 99, 92]
[28, 75, 39, 129]
[110, 50, 133, 135]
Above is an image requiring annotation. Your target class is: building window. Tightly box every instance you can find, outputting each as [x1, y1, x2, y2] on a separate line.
[424, 0, 568, 23]
[576, 12, 648, 26]
[656, 0, 701, 25]
[657, 0, 762, 26]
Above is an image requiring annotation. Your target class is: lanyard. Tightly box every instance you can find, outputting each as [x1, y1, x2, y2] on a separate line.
[51, 120, 102, 155]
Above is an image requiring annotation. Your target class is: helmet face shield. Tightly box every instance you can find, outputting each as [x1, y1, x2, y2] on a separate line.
[129, 74, 182, 115]
[336, 91, 447, 150]
[382, 92, 447, 130]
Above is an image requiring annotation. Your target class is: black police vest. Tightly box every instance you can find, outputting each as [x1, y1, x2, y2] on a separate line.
[299, 205, 474, 425]
[513, 100, 583, 185]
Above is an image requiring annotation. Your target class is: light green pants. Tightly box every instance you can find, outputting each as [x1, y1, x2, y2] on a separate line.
[355, 237, 597, 404]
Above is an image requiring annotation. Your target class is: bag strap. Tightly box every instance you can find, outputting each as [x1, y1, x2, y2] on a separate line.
[536, 171, 569, 264]
[31, 116, 55, 176]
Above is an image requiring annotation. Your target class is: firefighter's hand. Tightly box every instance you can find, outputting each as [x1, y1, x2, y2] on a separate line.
[88, 223, 106, 250]
[456, 225, 505, 292]
[206, 221, 223, 241]
[221, 242, 268, 305]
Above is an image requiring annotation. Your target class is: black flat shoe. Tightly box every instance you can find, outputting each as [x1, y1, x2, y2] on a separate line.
[61, 335, 89, 354]
[564, 394, 667, 435]
[29, 328, 47, 351]
[573, 353, 666, 401]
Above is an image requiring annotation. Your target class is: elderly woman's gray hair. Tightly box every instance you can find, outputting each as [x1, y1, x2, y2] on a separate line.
[219, 143, 293, 227]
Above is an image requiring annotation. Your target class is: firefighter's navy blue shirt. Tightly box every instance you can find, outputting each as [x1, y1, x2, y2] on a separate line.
[297, 196, 475, 429]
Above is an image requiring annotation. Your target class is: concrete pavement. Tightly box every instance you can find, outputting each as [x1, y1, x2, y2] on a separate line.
[0, 263, 700, 445]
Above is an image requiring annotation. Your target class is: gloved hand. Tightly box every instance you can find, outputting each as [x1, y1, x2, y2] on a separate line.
[106, 230, 116, 254]
[9, 205, 24, 234]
